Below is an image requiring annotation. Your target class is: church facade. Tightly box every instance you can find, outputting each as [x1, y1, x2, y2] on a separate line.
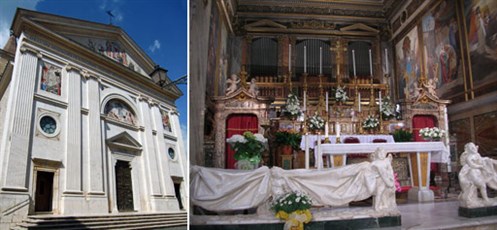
[0, 9, 186, 228]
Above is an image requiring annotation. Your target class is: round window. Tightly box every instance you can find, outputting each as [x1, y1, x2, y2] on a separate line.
[40, 116, 57, 135]
[168, 148, 175, 160]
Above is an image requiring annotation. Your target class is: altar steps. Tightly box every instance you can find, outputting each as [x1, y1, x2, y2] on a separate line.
[13, 212, 187, 230]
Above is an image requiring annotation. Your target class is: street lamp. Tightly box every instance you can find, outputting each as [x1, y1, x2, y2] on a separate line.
[150, 65, 169, 87]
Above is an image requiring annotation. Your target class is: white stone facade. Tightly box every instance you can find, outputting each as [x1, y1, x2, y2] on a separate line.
[0, 9, 186, 228]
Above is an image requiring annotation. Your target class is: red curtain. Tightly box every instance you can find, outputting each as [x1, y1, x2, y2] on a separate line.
[412, 115, 437, 142]
[412, 115, 438, 171]
[225, 114, 258, 169]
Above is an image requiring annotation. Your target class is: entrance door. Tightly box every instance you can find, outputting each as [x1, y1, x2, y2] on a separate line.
[115, 160, 134, 211]
[174, 182, 184, 210]
[35, 171, 54, 212]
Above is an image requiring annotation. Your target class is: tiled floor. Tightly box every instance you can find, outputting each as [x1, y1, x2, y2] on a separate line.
[388, 200, 497, 229]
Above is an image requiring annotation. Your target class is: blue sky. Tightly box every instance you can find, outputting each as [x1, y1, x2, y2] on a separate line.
[0, 0, 188, 152]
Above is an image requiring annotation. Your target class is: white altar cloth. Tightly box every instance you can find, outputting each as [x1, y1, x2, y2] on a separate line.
[300, 134, 395, 150]
[316, 141, 450, 169]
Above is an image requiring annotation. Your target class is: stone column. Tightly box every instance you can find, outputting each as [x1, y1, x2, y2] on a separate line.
[64, 66, 82, 193]
[3, 48, 39, 191]
[86, 74, 104, 194]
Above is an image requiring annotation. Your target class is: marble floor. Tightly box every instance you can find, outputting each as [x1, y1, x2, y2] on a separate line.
[385, 200, 497, 230]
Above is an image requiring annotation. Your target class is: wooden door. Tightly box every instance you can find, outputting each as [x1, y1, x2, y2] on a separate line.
[35, 171, 54, 212]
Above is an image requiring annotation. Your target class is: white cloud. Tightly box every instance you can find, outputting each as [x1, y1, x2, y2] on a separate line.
[148, 39, 161, 53]
[0, 0, 43, 47]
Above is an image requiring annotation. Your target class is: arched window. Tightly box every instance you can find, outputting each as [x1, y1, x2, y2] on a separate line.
[104, 99, 137, 125]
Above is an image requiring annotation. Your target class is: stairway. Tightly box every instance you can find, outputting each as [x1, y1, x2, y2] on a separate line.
[13, 212, 187, 230]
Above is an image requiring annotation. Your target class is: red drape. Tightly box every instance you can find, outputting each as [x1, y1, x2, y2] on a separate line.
[412, 115, 438, 171]
[225, 114, 258, 169]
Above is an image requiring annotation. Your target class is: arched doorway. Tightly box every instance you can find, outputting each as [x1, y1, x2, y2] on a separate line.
[225, 114, 258, 169]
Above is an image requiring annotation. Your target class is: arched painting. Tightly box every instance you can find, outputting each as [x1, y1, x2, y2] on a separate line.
[104, 99, 137, 125]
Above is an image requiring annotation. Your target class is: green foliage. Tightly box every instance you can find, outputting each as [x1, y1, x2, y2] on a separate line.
[271, 192, 312, 213]
[274, 131, 302, 150]
[392, 129, 413, 142]
[227, 131, 267, 162]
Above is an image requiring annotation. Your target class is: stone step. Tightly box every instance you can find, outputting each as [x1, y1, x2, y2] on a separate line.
[15, 212, 187, 230]
[24, 215, 186, 225]
[18, 219, 186, 229]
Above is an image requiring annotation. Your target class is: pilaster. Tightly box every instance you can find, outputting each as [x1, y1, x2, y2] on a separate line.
[87, 74, 104, 193]
[64, 66, 82, 193]
[3, 49, 38, 191]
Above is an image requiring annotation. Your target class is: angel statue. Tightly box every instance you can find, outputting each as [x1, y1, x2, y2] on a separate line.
[226, 74, 240, 95]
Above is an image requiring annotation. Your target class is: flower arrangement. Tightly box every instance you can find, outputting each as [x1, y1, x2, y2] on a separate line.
[362, 115, 379, 130]
[334, 86, 349, 103]
[283, 92, 302, 119]
[271, 191, 312, 230]
[226, 131, 267, 166]
[380, 96, 395, 120]
[274, 130, 302, 150]
[392, 128, 413, 142]
[419, 127, 445, 140]
[308, 112, 325, 131]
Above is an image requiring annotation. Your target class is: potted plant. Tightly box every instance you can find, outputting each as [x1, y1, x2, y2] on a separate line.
[392, 128, 413, 142]
[274, 130, 302, 155]
[380, 96, 395, 120]
[271, 191, 313, 230]
[226, 131, 267, 170]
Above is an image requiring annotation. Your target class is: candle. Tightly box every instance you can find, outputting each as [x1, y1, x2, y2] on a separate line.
[358, 92, 361, 112]
[352, 50, 356, 77]
[336, 122, 341, 138]
[325, 91, 328, 112]
[289, 44, 292, 72]
[304, 46, 307, 73]
[325, 122, 329, 137]
[385, 48, 389, 74]
[379, 91, 382, 112]
[319, 47, 323, 75]
[303, 90, 307, 111]
[369, 49, 373, 77]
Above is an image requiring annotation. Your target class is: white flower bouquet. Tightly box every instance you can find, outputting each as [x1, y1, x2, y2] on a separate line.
[308, 112, 325, 131]
[335, 86, 349, 103]
[362, 115, 379, 130]
[419, 127, 445, 140]
[226, 131, 267, 164]
[283, 92, 302, 119]
[271, 191, 312, 229]
[380, 96, 395, 119]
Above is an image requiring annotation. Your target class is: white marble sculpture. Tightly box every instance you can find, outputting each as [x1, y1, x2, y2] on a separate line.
[248, 78, 259, 97]
[459, 142, 497, 208]
[226, 74, 240, 95]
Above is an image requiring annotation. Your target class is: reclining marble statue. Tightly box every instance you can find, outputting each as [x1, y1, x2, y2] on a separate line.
[459, 142, 497, 208]
[191, 148, 398, 214]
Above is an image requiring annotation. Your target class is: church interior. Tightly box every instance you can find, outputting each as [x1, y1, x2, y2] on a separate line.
[190, 0, 497, 228]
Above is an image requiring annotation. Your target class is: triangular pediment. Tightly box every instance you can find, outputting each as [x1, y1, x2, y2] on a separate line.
[340, 23, 379, 33]
[11, 8, 183, 100]
[245, 19, 287, 30]
[106, 131, 142, 153]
